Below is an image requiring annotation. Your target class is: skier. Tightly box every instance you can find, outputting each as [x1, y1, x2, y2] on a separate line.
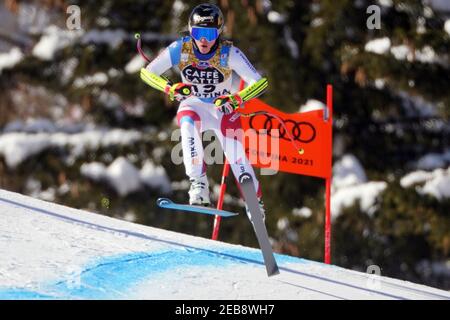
[141, 3, 268, 219]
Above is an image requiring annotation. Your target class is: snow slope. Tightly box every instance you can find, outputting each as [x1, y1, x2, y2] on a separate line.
[0, 189, 448, 300]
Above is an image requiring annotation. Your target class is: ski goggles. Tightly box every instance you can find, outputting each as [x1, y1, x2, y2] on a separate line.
[190, 27, 219, 42]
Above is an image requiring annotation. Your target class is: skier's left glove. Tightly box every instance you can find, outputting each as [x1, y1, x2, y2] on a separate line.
[214, 94, 242, 114]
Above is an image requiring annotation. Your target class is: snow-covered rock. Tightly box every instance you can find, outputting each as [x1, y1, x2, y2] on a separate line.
[299, 99, 326, 113]
[80, 162, 107, 181]
[420, 172, 450, 200]
[330, 155, 388, 218]
[2, 118, 77, 134]
[73, 72, 108, 88]
[277, 217, 290, 231]
[2, 120, 25, 133]
[374, 78, 386, 89]
[81, 158, 173, 197]
[276, 217, 298, 242]
[331, 182, 388, 219]
[414, 46, 440, 64]
[365, 36, 446, 65]
[391, 45, 443, 64]
[267, 11, 286, 24]
[400, 170, 435, 188]
[416, 260, 450, 279]
[445, 20, 450, 36]
[292, 207, 312, 218]
[140, 160, 172, 194]
[0, 129, 143, 168]
[400, 167, 450, 200]
[333, 154, 368, 190]
[29, 118, 57, 133]
[426, 0, 450, 13]
[390, 45, 410, 60]
[125, 54, 147, 74]
[416, 152, 448, 170]
[365, 37, 391, 55]
[98, 91, 123, 109]
[32, 25, 82, 60]
[60, 58, 79, 84]
[81, 158, 141, 196]
[0, 133, 52, 168]
[0, 47, 23, 74]
[397, 90, 438, 117]
[81, 29, 127, 49]
[311, 18, 324, 28]
[105, 157, 142, 196]
[377, 0, 393, 7]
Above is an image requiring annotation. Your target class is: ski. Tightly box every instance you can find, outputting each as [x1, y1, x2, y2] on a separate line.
[238, 173, 280, 277]
[157, 198, 238, 217]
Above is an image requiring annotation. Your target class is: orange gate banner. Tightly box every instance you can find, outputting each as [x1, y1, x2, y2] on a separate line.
[239, 98, 332, 179]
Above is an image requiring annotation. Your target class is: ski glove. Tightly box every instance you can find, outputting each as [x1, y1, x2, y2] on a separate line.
[213, 77, 269, 114]
[214, 94, 243, 114]
[140, 69, 192, 102]
[165, 83, 193, 102]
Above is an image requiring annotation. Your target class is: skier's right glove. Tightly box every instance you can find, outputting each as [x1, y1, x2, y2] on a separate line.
[165, 83, 193, 102]
[140, 68, 192, 102]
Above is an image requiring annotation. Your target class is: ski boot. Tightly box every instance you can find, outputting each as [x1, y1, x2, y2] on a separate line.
[188, 174, 211, 206]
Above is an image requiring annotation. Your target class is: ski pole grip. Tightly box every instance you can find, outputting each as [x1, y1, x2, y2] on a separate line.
[215, 98, 225, 106]
[181, 86, 191, 96]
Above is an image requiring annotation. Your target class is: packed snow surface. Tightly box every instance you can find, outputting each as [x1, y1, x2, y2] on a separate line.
[0, 189, 448, 300]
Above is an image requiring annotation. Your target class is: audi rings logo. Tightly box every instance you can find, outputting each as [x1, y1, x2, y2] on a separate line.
[249, 114, 316, 143]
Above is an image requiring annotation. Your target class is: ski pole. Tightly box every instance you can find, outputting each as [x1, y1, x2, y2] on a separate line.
[134, 33, 151, 63]
[212, 159, 230, 240]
